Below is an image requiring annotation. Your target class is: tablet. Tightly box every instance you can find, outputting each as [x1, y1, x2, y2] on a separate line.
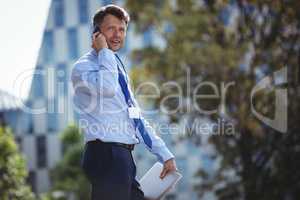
[139, 162, 182, 199]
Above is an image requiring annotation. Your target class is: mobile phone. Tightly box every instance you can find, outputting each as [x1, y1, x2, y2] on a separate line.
[93, 25, 101, 34]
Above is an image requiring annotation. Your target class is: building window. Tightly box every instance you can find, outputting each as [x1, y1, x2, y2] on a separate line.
[67, 28, 79, 60]
[43, 31, 54, 64]
[28, 124, 33, 134]
[31, 65, 45, 98]
[26, 113, 34, 134]
[53, 0, 65, 27]
[78, 0, 89, 24]
[27, 171, 36, 193]
[15, 137, 22, 151]
[36, 135, 47, 168]
[47, 113, 57, 132]
[25, 102, 34, 134]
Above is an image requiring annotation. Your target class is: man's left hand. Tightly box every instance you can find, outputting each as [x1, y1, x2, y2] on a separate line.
[160, 158, 177, 179]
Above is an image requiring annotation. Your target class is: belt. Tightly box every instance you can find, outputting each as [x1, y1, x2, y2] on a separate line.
[88, 139, 135, 151]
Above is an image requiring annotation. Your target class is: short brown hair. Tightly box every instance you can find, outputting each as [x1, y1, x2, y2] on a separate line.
[93, 4, 130, 27]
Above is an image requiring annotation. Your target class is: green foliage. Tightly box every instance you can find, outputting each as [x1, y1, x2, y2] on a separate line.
[0, 127, 35, 200]
[60, 124, 83, 152]
[42, 125, 89, 200]
[126, 0, 300, 200]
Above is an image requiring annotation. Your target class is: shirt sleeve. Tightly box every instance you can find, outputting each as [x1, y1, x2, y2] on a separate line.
[136, 115, 175, 163]
[125, 78, 175, 163]
[71, 48, 119, 98]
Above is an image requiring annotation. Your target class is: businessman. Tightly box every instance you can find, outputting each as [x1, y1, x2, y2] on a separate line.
[71, 5, 177, 200]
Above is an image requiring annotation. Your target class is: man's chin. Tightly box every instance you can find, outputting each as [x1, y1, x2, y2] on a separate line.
[109, 45, 122, 52]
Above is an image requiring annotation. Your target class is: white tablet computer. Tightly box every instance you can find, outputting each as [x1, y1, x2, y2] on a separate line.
[139, 162, 182, 200]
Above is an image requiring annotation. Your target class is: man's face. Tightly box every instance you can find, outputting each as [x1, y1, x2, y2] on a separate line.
[100, 14, 127, 52]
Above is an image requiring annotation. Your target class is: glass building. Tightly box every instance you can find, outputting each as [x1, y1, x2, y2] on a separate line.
[11, 0, 206, 199]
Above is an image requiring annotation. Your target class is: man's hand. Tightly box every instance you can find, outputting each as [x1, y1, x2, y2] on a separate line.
[160, 158, 177, 179]
[91, 32, 108, 53]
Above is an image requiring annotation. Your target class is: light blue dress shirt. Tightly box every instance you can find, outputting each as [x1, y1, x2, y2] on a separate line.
[71, 48, 174, 162]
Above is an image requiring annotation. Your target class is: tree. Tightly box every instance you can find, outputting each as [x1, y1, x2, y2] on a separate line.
[42, 125, 89, 200]
[0, 127, 35, 200]
[125, 0, 299, 199]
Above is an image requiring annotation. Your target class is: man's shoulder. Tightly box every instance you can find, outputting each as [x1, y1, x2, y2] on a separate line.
[72, 51, 98, 73]
[75, 50, 96, 64]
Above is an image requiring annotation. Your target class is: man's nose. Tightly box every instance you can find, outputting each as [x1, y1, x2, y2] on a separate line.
[113, 30, 121, 38]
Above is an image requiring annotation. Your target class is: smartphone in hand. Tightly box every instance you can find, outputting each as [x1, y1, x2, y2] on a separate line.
[93, 25, 101, 34]
[91, 25, 108, 51]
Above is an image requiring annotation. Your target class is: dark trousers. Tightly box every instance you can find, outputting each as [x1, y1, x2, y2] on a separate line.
[81, 140, 145, 200]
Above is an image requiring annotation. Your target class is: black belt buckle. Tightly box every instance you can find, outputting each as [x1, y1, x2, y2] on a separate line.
[127, 144, 135, 151]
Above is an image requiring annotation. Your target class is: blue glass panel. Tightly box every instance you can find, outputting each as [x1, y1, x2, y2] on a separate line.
[67, 28, 79, 59]
[43, 31, 54, 63]
[53, 0, 65, 27]
[31, 65, 44, 98]
[78, 0, 89, 24]
[36, 135, 47, 168]
[47, 102, 58, 132]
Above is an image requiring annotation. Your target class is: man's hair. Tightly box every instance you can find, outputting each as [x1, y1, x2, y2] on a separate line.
[92, 4, 130, 27]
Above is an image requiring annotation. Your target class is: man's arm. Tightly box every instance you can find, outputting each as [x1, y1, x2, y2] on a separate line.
[138, 116, 174, 162]
[71, 48, 119, 98]
[136, 116, 177, 178]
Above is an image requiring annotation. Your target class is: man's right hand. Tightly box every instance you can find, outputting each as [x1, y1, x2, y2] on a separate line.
[160, 158, 177, 179]
[91, 32, 108, 53]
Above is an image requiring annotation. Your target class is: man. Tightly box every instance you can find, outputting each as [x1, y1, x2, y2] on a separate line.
[71, 4, 177, 200]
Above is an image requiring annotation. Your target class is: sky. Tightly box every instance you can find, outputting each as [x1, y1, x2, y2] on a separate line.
[0, 0, 51, 99]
